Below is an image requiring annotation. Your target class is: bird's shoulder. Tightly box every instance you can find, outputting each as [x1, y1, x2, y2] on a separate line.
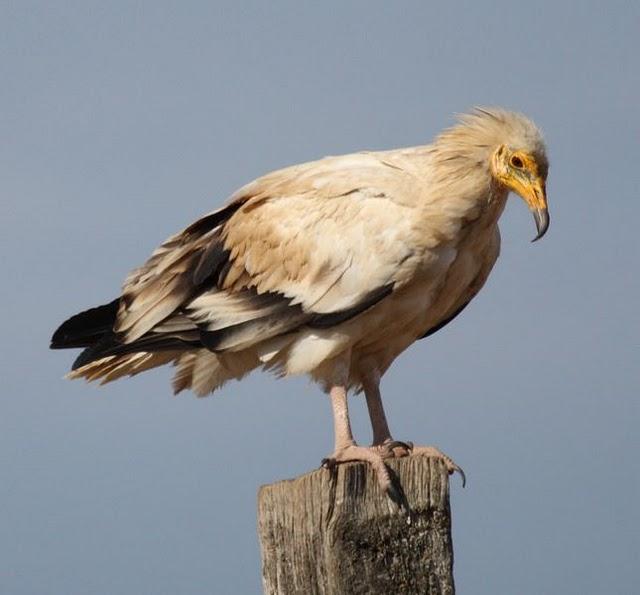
[227, 147, 432, 207]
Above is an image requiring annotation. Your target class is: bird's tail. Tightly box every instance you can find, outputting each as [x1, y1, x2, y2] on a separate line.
[66, 350, 183, 385]
[51, 299, 182, 386]
[51, 300, 258, 395]
[64, 348, 256, 396]
[50, 299, 120, 350]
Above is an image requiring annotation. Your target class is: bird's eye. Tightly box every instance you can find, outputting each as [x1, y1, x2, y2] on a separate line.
[510, 155, 524, 169]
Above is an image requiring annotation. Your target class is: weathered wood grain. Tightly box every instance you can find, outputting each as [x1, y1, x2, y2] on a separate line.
[258, 455, 455, 595]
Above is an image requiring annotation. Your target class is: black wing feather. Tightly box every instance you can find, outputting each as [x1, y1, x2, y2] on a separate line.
[418, 300, 471, 340]
[308, 284, 393, 329]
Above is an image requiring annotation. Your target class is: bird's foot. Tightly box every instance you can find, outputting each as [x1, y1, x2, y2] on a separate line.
[321, 443, 405, 498]
[374, 438, 413, 458]
[409, 444, 466, 487]
[320, 441, 464, 504]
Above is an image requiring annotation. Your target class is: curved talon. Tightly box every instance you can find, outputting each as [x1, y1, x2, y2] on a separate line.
[321, 457, 336, 470]
[439, 456, 466, 488]
[379, 439, 413, 458]
[384, 439, 412, 452]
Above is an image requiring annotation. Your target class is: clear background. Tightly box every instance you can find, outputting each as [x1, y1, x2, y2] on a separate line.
[2, 2, 638, 593]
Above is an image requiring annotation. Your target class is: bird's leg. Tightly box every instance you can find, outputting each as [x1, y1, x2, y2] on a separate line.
[322, 384, 394, 495]
[362, 371, 392, 444]
[329, 384, 356, 452]
[362, 371, 412, 457]
[361, 370, 466, 485]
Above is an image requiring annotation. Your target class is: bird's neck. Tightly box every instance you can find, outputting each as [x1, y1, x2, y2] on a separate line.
[429, 146, 504, 212]
[455, 181, 509, 247]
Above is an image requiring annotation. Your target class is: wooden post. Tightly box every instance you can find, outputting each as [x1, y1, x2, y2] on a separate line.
[257, 455, 455, 595]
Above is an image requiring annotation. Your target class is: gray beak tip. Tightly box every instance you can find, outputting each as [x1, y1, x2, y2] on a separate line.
[531, 208, 550, 242]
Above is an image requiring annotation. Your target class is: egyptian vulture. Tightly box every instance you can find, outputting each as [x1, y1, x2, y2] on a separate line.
[51, 108, 549, 494]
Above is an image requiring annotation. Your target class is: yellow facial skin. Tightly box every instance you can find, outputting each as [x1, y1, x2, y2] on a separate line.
[491, 145, 549, 241]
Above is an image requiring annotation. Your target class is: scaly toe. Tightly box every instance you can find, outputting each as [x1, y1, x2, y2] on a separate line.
[322, 444, 394, 494]
[411, 445, 466, 487]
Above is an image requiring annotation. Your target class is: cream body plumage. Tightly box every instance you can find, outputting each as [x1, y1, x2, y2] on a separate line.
[52, 108, 549, 491]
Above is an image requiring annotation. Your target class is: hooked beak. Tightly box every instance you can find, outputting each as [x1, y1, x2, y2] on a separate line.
[532, 206, 550, 242]
[521, 177, 549, 242]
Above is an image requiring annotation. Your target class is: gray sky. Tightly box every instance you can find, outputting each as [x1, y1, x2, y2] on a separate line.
[2, 1, 638, 593]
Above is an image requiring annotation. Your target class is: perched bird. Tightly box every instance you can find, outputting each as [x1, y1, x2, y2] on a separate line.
[51, 108, 549, 494]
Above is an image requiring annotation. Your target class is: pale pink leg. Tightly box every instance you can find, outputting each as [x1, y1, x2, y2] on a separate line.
[362, 371, 412, 457]
[322, 384, 395, 494]
[361, 370, 466, 486]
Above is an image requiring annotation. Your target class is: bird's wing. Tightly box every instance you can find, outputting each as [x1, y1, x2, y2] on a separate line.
[419, 227, 501, 340]
[115, 151, 428, 346]
[114, 199, 245, 342]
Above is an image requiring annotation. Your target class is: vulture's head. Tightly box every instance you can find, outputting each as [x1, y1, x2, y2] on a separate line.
[437, 108, 550, 241]
[488, 118, 549, 241]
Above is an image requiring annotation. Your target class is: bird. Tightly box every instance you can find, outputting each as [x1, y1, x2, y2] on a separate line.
[51, 107, 549, 496]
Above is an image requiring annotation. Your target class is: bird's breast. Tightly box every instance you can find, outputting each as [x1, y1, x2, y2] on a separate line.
[349, 223, 501, 369]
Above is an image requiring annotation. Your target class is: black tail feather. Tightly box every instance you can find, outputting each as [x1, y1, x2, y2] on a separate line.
[52, 297, 200, 371]
[71, 333, 199, 370]
[50, 299, 120, 349]
[71, 333, 120, 370]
